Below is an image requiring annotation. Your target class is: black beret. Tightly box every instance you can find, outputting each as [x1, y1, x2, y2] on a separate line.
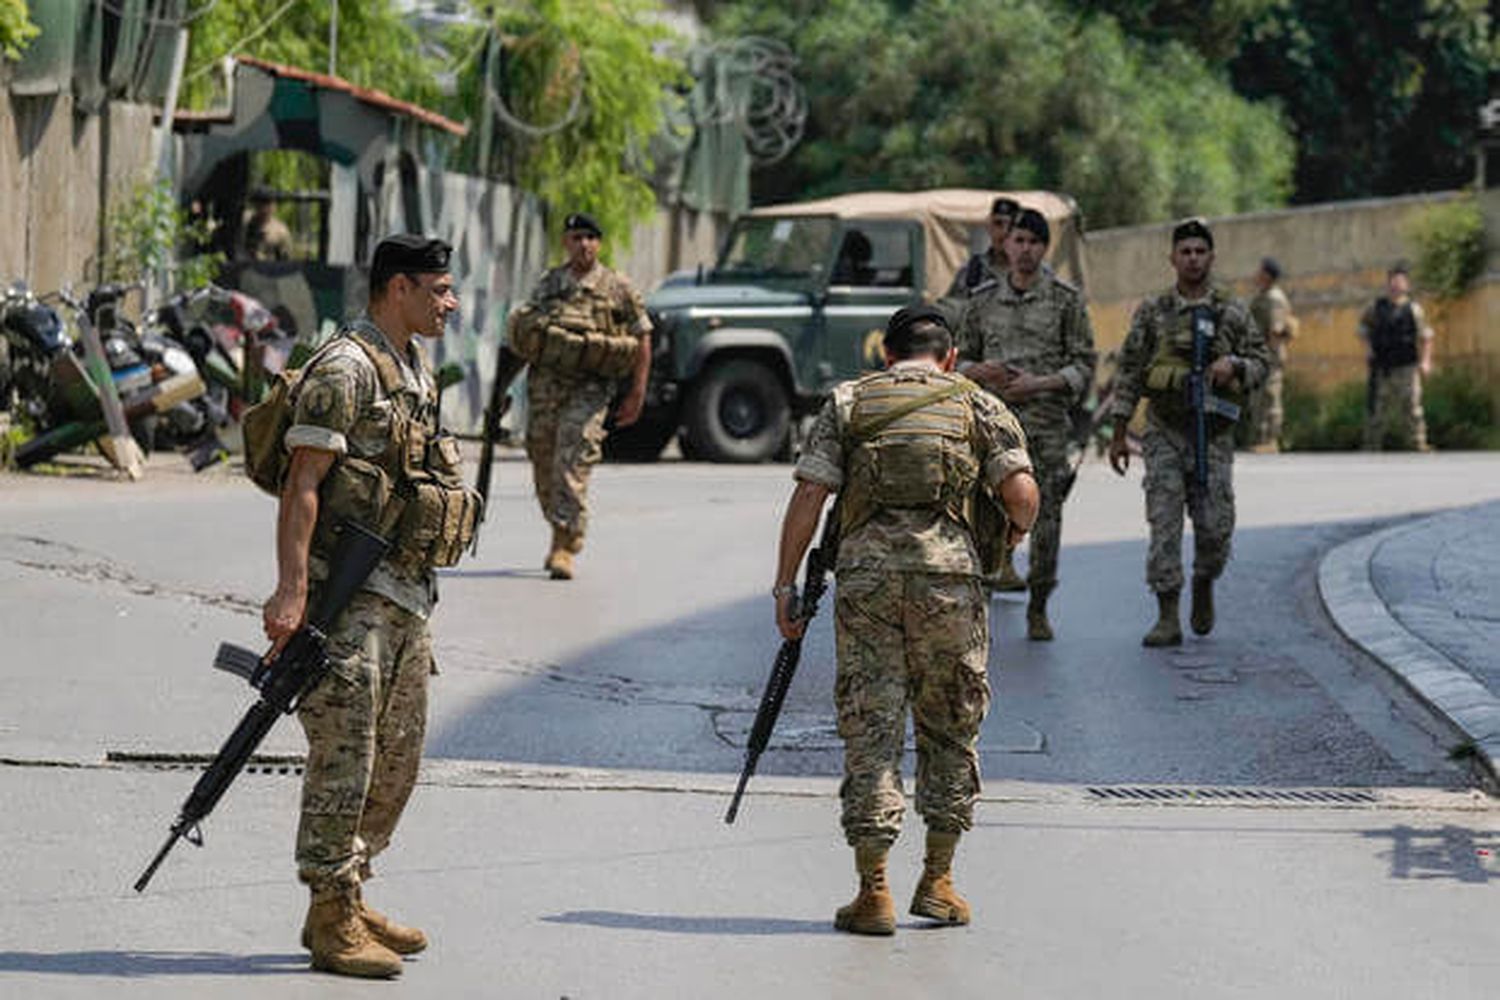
[1388, 259, 1410, 277]
[1012, 208, 1050, 245]
[1171, 217, 1214, 249]
[990, 197, 1020, 220]
[886, 305, 949, 338]
[564, 212, 603, 237]
[1260, 256, 1282, 280]
[372, 234, 452, 275]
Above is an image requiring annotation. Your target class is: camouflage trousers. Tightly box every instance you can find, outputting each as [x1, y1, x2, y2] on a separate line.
[1020, 423, 1071, 590]
[1141, 423, 1236, 594]
[525, 366, 614, 537]
[296, 590, 431, 892]
[1252, 366, 1285, 445]
[834, 569, 990, 847]
[1364, 364, 1427, 451]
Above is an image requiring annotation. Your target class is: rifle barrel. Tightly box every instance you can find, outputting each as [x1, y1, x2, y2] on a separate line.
[133, 825, 185, 893]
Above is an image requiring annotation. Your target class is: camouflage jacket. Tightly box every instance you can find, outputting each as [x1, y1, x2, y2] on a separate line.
[954, 270, 1097, 434]
[284, 316, 439, 618]
[795, 361, 1032, 576]
[1249, 285, 1296, 367]
[1110, 284, 1270, 434]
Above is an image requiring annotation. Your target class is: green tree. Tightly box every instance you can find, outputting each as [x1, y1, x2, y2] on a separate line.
[0, 0, 38, 60]
[1231, 0, 1497, 202]
[181, 0, 440, 112]
[454, 0, 688, 252]
[1076, 0, 1278, 61]
[713, 0, 1293, 226]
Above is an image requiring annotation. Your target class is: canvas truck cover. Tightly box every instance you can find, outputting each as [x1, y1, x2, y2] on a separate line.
[749, 189, 1085, 298]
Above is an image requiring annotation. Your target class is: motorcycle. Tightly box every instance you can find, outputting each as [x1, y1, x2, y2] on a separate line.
[0, 281, 217, 470]
[147, 284, 291, 424]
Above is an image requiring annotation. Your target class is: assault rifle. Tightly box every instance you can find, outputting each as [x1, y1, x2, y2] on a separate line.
[725, 503, 841, 824]
[133, 521, 390, 892]
[1188, 306, 1241, 489]
[472, 344, 528, 553]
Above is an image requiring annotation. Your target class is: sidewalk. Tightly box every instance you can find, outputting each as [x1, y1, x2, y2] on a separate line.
[1320, 499, 1500, 786]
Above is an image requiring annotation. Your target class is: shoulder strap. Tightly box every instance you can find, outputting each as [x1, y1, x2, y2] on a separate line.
[848, 380, 972, 442]
[343, 330, 407, 396]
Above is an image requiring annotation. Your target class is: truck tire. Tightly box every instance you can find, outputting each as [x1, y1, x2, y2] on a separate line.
[683, 358, 790, 463]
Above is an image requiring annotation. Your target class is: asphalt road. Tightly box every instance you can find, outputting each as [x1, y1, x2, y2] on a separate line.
[1, 450, 1494, 789]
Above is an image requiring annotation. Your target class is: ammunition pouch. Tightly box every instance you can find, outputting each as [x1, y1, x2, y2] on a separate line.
[391, 433, 479, 571]
[510, 296, 639, 378]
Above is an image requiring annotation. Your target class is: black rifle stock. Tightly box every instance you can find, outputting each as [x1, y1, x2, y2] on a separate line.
[133, 521, 389, 892]
[724, 504, 840, 825]
[472, 344, 528, 553]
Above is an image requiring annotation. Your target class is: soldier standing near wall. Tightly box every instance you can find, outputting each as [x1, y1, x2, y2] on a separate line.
[775, 305, 1039, 935]
[1247, 257, 1296, 451]
[264, 235, 478, 978]
[1359, 262, 1435, 451]
[509, 212, 654, 579]
[939, 196, 1020, 305]
[1107, 219, 1269, 647]
[954, 209, 1097, 639]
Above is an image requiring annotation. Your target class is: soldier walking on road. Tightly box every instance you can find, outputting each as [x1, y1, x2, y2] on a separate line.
[774, 306, 1039, 935]
[263, 235, 478, 978]
[509, 212, 654, 579]
[1247, 257, 1297, 451]
[955, 208, 1097, 639]
[1108, 219, 1269, 647]
[1359, 262, 1435, 452]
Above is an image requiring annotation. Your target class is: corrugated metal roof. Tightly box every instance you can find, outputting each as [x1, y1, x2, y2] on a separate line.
[219, 55, 469, 137]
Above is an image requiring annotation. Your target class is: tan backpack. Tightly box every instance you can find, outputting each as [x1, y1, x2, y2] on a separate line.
[240, 337, 361, 496]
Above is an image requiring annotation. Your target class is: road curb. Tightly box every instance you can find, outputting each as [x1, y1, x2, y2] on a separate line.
[1318, 516, 1500, 788]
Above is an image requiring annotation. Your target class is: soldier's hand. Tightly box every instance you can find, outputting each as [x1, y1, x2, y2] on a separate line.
[776, 590, 806, 640]
[614, 390, 644, 428]
[263, 585, 307, 659]
[1208, 356, 1237, 387]
[966, 361, 1011, 393]
[1108, 428, 1131, 476]
[1005, 521, 1030, 547]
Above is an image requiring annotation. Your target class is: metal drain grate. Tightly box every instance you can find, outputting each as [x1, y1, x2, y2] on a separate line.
[107, 751, 305, 777]
[1085, 785, 1379, 805]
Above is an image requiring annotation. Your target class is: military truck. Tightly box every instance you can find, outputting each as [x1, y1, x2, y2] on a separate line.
[608, 189, 1085, 462]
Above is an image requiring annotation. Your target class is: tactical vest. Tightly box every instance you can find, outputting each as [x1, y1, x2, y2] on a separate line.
[838, 371, 981, 538]
[1142, 288, 1242, 429]
[1368, 298, 1419, 370]
[508, 281, 641, 379]
[309, 330, 479, 572]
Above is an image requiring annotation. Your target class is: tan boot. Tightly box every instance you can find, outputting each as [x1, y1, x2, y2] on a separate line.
[1026, 585, 1054, 642]
[545, 528, 574, 580]
[300, 893, 428, 955]
[1190, 577, 1215, 636]
[304, 888, 403, 979]
[1142, 589, 1182, 647]
[834, 843, 897, 936]
[986, 549, 1027, 593]
[910, 830, 971, 925]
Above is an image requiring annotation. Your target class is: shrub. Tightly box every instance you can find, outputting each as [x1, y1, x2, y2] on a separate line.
[1405, 192, 1488, 302]
[1425, 368, 1500, 450]
[1281, 369, 1499, 451]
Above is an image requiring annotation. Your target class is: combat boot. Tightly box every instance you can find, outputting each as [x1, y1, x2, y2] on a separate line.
[834, 843, 897, 936]
[1026, 584, 1055, 642]
[300, 889, 428, 955]
[987, 554, 1027, 594]
[910, 829, 971, 925]
[1190, 576, 1215, 636]
[304, 888, 403, 979]
[1142, 589, 1182, 647]
[545, 528, 574, 580]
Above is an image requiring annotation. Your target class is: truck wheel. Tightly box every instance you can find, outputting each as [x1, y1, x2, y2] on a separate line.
[683, 359, 789, 463]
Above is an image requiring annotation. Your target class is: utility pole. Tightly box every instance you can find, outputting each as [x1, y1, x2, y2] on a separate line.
[329, 0, 339, 77]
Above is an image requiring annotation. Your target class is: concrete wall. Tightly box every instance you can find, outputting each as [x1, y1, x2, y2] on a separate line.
[0, 89, 156, 293]
[616, 204, 732, 292]
[1085, 190, 1500, 395]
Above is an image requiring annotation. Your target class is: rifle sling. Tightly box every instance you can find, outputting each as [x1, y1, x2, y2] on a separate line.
[847, 381, 972, 442]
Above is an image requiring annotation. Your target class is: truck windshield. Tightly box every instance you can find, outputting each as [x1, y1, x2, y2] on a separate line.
[714, 216, 836, 281]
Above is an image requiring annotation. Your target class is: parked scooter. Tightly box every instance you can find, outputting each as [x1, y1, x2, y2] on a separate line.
[148, 284, 291, 423]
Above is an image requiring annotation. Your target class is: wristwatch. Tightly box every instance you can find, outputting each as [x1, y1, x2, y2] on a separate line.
[772, 584, 797, 599]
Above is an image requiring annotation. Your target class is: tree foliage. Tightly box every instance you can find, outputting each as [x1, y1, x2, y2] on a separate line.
[712, 0, 1293, 227]
[1404, 191, 1488, 301]
[0, 0, 38, 61]
[181, 0, 440, 112]
[454, 0, 688, 253]
[1231, 0, 1497, 202]
[1076, 0, 1278, 61]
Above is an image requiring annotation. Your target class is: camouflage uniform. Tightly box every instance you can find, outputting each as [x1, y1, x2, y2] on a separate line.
[796, 363, 1032, 846]
[1111, 288, 1269, 594]
[1358, 296, 1432, 451]
[1248, 284, 1295, 446]
[283, 317, 440, 893]
[523, 263, 652, 537]
[955, 271, 1096, 590]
